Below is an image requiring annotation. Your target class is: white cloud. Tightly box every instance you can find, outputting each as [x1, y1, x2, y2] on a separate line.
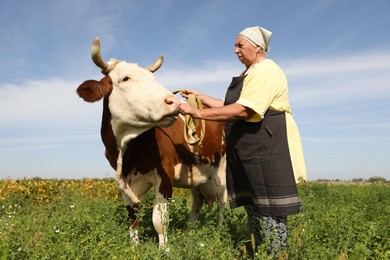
[283, 51, 390, 107]
[0, 79, 102, 127]
[284, 51, 390, 76]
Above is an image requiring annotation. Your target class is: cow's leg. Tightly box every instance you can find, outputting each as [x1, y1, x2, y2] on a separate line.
[122, 194, 140, 245]
[216, 157, 227, 225]
[216, 189, 227, 225]
[116, 156, 141, 244]
[217, 171, 227, 225]
[195, 171, 227, 225]
[152, 192, 169, 247]
[189, 187, 204, 222]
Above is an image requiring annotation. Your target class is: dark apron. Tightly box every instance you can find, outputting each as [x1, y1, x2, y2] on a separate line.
[224, 76, 301, 216]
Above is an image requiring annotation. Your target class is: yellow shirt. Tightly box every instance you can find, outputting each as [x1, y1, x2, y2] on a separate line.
[236, 59, 307, 182]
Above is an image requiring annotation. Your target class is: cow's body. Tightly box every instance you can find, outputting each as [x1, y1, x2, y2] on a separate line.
[77, 38, 226, 247]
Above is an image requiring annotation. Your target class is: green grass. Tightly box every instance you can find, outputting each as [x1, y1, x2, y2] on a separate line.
[0, 179, 389, 259]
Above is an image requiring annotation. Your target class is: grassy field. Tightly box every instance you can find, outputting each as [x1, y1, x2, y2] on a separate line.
[0, 178, 389, 259]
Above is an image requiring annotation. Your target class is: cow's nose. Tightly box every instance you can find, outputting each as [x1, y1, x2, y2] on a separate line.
[164, 95, 180, 106]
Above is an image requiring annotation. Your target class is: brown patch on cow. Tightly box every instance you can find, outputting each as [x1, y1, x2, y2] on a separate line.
[122, 129, 163, 175]
[157, 118, 226, 168]
[194, 120, 225, 167]
[77, 76, 113, 102]
[101, 96, 118, 169]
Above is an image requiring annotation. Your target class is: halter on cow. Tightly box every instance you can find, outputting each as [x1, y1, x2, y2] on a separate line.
[76, 37, 226, 247]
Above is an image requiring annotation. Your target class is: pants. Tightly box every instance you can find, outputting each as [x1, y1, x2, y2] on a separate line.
[245, 206, 288, 255]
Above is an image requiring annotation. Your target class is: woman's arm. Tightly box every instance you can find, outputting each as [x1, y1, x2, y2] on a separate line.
[179, 102, 255, 122]
[179, 89, 224, 108]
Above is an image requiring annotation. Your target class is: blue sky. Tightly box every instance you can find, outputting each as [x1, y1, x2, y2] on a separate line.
[1, 0, 389, 181]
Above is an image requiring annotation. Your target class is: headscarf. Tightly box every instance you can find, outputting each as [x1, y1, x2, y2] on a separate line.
[239, 26, 272, 54]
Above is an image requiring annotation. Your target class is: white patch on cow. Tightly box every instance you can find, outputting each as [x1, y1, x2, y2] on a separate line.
[121, 191, 132, 206]
[119, 169, 158, 204]
[129, 229, 139, 245]
[173, 163, 218, 188]
[152, 192, 169, 248]
[108, 62, 179, 147]
[115, 154, 124, 190]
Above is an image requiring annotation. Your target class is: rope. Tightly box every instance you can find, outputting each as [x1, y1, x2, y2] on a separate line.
[172, 90, 206, 146]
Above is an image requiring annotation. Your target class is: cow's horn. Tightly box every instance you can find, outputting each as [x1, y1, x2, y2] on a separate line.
[91, 37, 109, 75]
[147, 56, 164, 72]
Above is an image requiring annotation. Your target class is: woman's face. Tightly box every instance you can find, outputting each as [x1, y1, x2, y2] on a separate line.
[234, 35, 261, 68]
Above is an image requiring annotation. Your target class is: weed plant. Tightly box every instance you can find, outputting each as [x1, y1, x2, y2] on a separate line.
[0, 178, 389, 259]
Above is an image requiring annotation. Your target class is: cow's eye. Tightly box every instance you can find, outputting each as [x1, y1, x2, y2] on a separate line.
[122, 76, 130, 82]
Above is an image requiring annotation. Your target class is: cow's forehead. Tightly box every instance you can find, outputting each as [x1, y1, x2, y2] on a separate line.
[109, 61, 154, 81]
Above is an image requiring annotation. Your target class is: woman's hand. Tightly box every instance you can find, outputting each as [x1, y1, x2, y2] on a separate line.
[179, 89, 203, 100]
[179, 89, 224, 109]
[179, 103, 201, 118]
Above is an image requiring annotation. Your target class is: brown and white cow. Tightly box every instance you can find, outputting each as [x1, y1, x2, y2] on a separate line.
[76, 37, 226, 247]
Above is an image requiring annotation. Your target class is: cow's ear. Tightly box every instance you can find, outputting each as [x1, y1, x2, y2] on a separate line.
[76, 76, 113, 102]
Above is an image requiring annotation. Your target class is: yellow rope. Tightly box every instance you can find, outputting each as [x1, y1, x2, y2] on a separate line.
[172, 90, 206, 146]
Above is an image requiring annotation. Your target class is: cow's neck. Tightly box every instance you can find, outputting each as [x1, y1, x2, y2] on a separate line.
[113, 126, 150, 191]
[114, 127, 149, 152]
[101, 96, 151, 172]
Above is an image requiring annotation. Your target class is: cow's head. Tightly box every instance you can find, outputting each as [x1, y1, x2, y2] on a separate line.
[77, 37, 180, 146]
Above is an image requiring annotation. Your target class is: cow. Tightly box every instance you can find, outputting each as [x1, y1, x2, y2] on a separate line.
[76, 37, 226, 247]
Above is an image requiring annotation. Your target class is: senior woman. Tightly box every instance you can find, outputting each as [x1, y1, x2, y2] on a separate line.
[178, 26, 306, 255]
